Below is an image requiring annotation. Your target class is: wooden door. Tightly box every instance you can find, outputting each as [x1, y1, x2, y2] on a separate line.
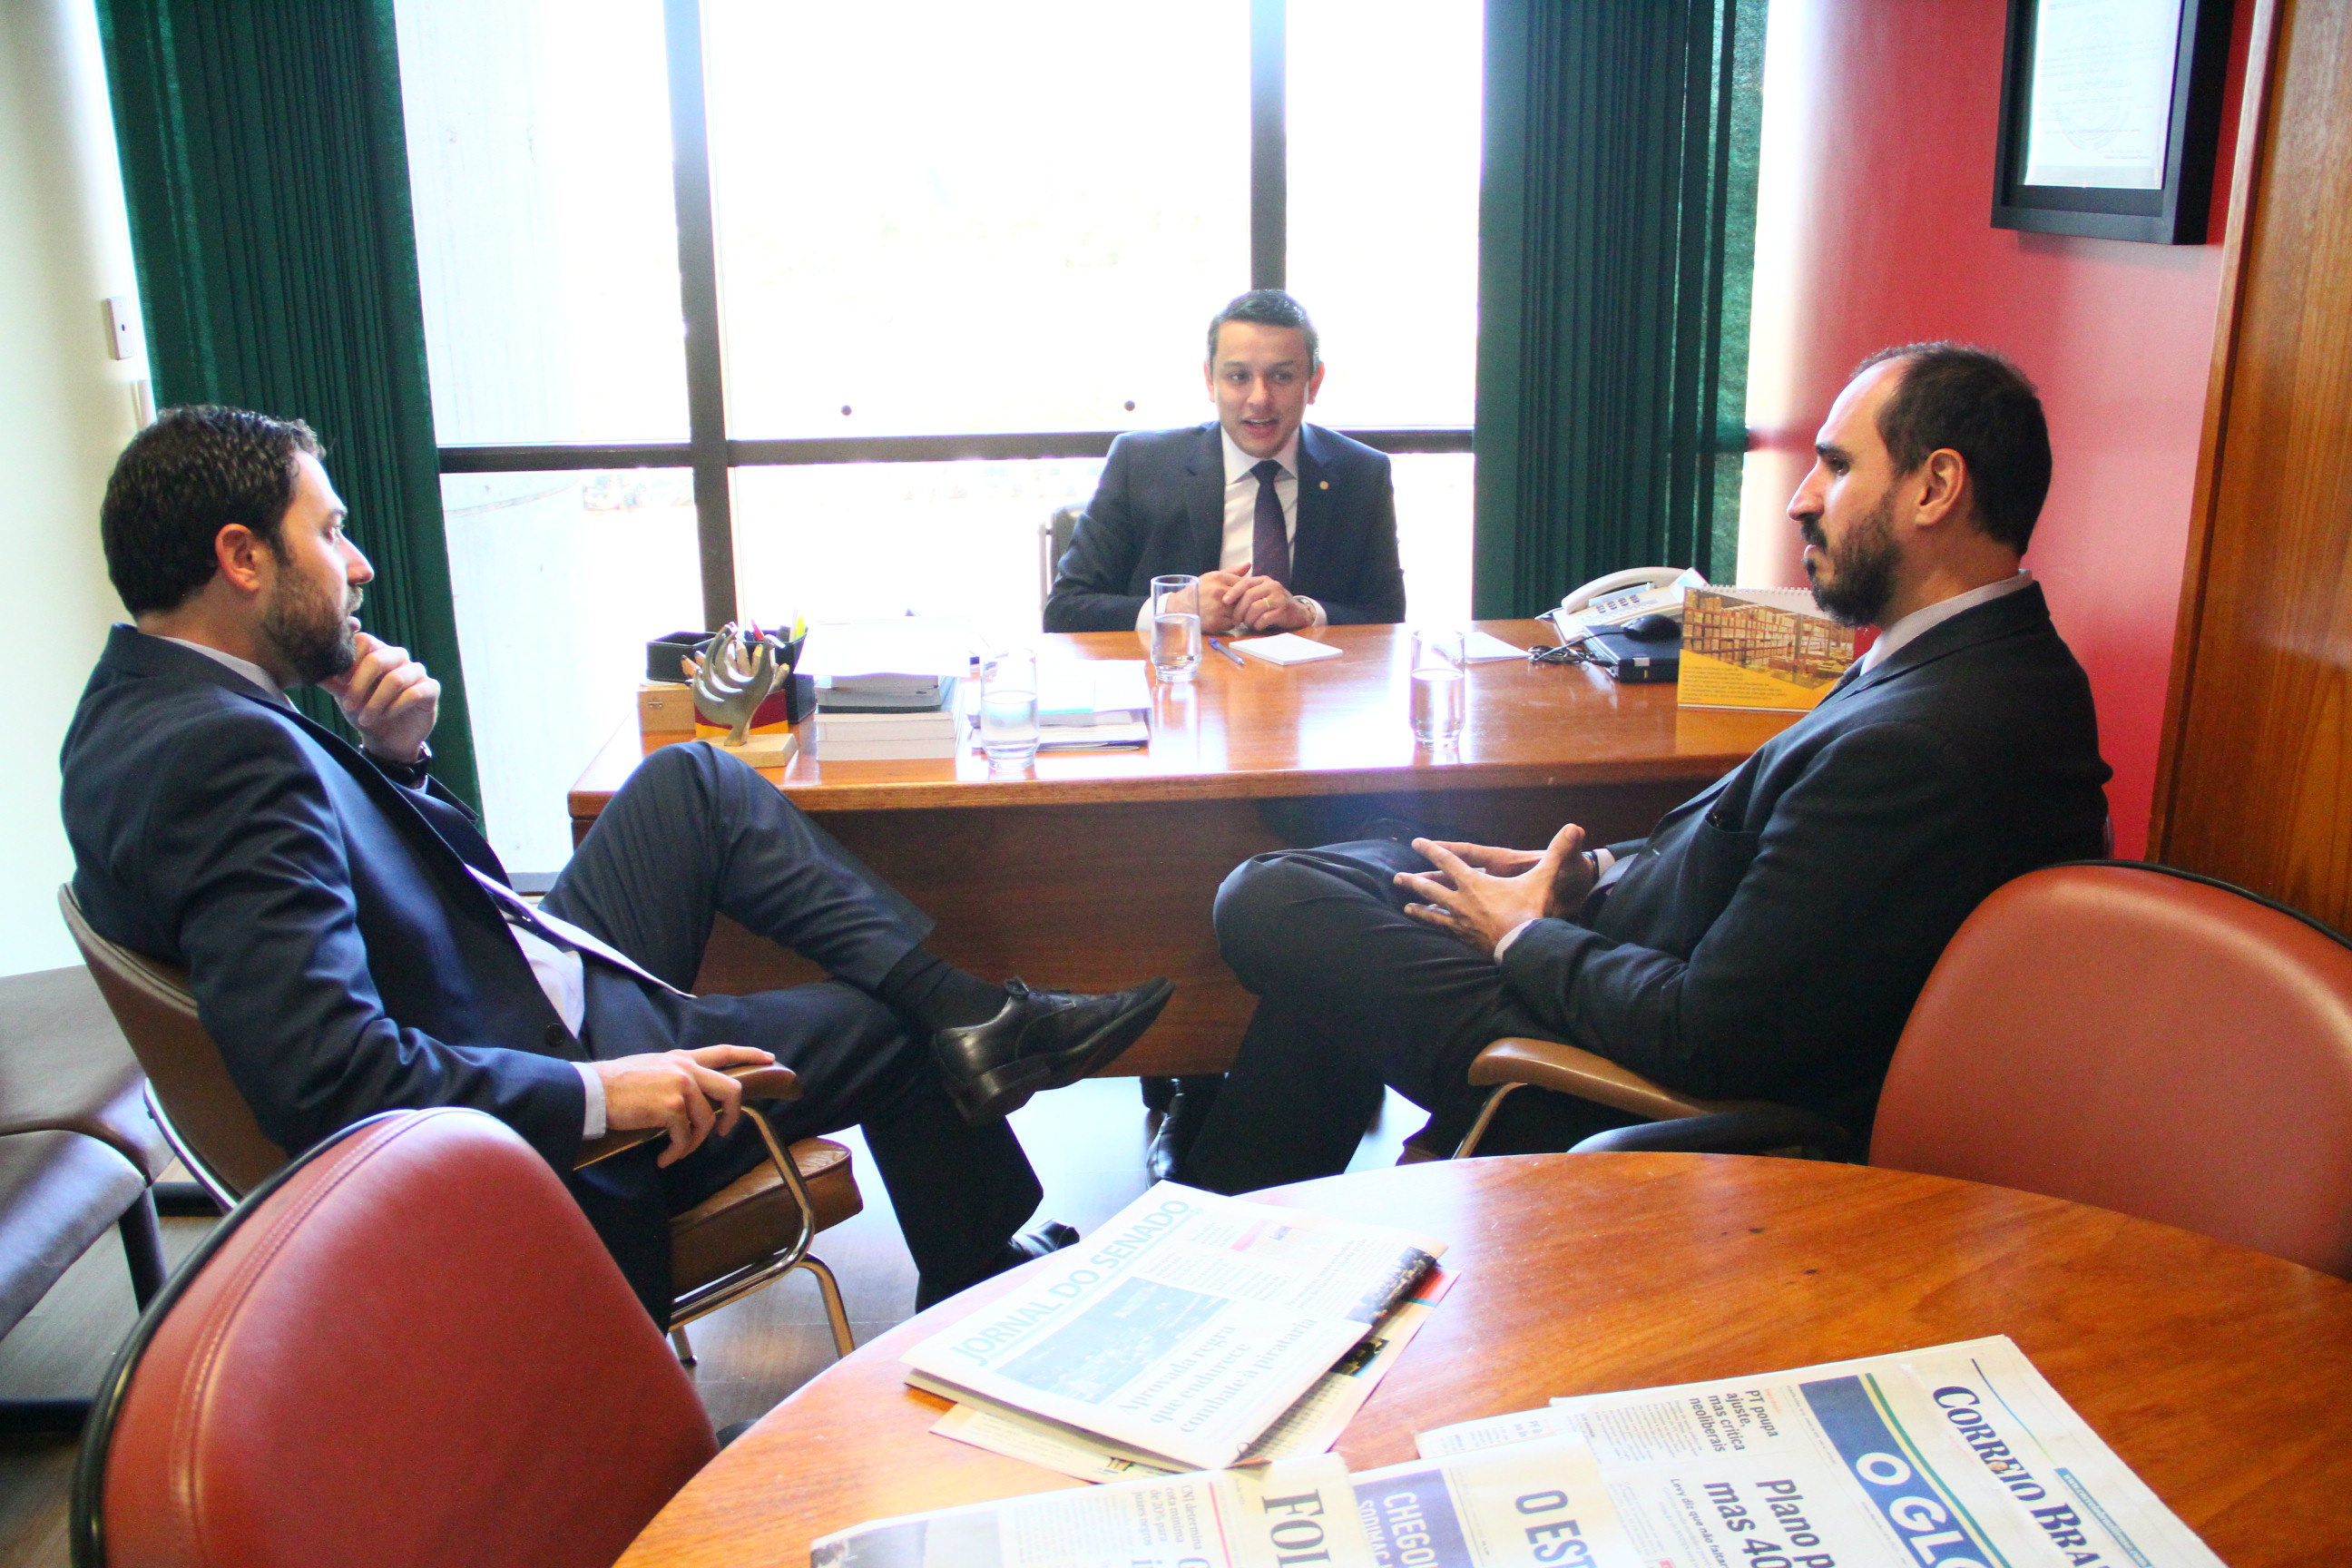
[2155, 0, 2352, 930]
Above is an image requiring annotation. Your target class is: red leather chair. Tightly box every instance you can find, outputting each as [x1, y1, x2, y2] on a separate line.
[1465, 864, 2352, 1279]
[1865, 862, 2352, 1277]
[73, 1107, 716, 1568]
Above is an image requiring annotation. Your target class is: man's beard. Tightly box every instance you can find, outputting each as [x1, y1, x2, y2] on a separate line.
[1803, 491, 1899, 628]
[260, 573, 363, 686]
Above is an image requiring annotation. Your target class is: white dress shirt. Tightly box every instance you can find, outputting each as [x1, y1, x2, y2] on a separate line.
[156, 632, 610, 1136]
[1132, 426, 1329, 632]
[1856, 569, 2034, 673]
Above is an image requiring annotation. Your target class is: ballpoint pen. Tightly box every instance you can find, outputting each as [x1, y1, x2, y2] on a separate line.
[1206, 637, 1247, 668]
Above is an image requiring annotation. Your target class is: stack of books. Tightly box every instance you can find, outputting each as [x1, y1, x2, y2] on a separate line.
[815, 676, 960, 760]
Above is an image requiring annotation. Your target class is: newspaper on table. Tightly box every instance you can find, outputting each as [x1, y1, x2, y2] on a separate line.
[936, 1266, 1457, 1483]
[904, 1182, 1444, 1474]
[1414, 1335, 2224, 1568]
[810, 1453, 1368, 1568]
[1355, 1436, 1637, 1568]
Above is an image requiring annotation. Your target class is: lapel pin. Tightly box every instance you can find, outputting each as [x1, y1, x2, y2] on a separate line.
[1318, 480, 1329, 490]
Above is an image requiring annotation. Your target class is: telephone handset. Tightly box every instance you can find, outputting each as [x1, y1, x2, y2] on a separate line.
[1554, 566, 1708, 632]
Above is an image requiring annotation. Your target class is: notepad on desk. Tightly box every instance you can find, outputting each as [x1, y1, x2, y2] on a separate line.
[1462, 630, 1527, 662]
[1231, 632, 1342, 665]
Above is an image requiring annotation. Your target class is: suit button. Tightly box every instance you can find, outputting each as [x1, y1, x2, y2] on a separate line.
[544, 1024, 572, 1051]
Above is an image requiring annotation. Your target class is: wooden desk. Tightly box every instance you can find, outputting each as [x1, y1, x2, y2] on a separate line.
[616, 1154, 2352, 1568]
[571, 623, 1797, 1074]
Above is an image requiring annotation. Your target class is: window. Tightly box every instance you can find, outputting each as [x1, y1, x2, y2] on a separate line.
[397, 0, 1482, 871]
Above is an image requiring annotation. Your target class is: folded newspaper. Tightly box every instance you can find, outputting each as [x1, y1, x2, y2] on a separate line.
[1415, 1335, 2224, 1568]
[935, 1266, 1456, 1483]
[903, 1182, 1445, 1474]
[808, 1432, 1615, 1568]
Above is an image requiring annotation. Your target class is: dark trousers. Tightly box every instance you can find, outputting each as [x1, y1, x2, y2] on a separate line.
[1182, 840, 1632, 1195]
[540, 743, 1041, 1318]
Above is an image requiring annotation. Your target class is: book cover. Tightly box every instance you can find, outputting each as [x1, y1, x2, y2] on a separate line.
[1676, 586, 1858, 712]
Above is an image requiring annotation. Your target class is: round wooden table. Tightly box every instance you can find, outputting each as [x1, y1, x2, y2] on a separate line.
[616, 1154, 2352, 1567]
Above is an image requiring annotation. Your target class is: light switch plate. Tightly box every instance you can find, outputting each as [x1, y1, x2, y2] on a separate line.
[103, 296, 142, 361]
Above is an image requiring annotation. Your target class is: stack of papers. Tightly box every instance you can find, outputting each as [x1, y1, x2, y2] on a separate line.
[829, 1334, 2225, 1568]
[795, 620, 968, 691]
[1040, 660, 1150, 726]
[1035, 660, 1152, 751]
[903, 1182, 1445, 1475]
[1231, 632, 1342, 665]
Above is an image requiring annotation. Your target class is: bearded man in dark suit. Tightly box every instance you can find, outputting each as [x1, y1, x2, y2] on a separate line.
[1172, 344, 2113, 1191]
[63, 407, 1172, 1319]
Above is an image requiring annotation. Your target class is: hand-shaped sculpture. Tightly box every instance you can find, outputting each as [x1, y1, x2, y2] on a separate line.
[684, 624, 797, 766]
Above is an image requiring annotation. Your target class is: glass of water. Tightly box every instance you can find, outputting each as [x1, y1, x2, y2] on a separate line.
[1410, 627, 1466, 747]
[1150, 573, 1202, 682]
[980, 646, 1040, 769]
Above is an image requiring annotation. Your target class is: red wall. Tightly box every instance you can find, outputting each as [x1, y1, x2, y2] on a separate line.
[1740, 0, 2254, 858]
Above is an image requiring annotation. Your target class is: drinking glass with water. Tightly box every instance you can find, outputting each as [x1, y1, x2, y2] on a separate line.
[1150, 574, 1202, 682]
[980, 647, 1040, 769]
[1410, 628, 1466, 747]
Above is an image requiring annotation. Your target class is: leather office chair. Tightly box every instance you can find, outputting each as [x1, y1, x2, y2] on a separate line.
[1039, 503, 1083, 609]
[72, 1107, 718, 1568]
[1465, 863, 2352, 1279]
[0, 965, 181, 1433]
[59, 886, 863, 1357]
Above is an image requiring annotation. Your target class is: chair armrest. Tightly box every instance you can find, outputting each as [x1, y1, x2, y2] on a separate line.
[1568, 1107, 1851, 1159]
[1467, 1037, 1741, 1121]
[573, 1063, 800, 1170]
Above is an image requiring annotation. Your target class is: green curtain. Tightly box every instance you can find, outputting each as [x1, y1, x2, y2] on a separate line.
[94, 0, 479, 808]
[1473, 0, 1764, 617]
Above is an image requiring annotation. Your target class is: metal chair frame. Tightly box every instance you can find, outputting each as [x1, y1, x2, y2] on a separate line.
[61, 886, 854, 1359]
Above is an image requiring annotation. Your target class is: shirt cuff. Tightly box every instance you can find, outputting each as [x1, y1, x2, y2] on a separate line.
[1298, 595, 1328, 628]
[576, 1061, 607, 1140]
[1493, 917, 1539, 959]
[1134, 597, 1155, 637]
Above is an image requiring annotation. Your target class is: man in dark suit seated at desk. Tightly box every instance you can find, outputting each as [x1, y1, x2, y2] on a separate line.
[1173, 343, 2113, 1191]
[1046, 289, 1408, 1171]
[1043, 289, 1406, 636]
[62, 407, 1172, 1319]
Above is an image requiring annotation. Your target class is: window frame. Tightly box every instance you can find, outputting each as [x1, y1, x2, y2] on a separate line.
[430, 0, 1474, 632]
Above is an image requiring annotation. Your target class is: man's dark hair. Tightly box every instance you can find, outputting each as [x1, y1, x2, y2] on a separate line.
[1206, 289, 1319, 370]
[101, 406, 323, 615]
[1853, 342, 2050, 552]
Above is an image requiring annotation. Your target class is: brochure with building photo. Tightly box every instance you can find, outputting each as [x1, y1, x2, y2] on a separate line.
[902, 1183, 1444, 1474]
[1676, 586, 1860, 713]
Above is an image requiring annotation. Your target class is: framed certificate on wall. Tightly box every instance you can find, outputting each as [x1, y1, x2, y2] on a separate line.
[1992, 0, 2236, 243]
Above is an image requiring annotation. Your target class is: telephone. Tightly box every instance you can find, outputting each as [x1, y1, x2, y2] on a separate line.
[1553, 566, 1708, 633]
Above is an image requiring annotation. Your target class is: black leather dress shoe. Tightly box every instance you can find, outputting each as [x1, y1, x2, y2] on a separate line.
[1144, 1074, 1223, 1183]
[934, 977, 1175, 1122]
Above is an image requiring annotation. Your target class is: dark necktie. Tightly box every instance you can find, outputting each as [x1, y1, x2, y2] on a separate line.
[1250, 459, 1290, 585]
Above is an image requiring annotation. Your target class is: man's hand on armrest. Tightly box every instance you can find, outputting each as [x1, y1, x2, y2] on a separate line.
[594, 1044, 775, 1167]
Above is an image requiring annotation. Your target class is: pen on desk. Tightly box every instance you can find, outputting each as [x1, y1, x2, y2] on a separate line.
[1207, 637, 1247, 668]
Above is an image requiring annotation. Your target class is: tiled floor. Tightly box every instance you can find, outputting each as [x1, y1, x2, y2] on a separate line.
[0, 1078, 1418, 1566]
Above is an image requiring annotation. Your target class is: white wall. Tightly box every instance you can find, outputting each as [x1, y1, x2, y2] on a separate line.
[0, 0, 148, 974]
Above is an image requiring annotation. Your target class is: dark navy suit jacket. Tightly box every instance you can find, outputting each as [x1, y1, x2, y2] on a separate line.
[62, 628, 591, 1166]
[1498, 583, 2112, 1137]
[1044, 422, 1406, 631]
